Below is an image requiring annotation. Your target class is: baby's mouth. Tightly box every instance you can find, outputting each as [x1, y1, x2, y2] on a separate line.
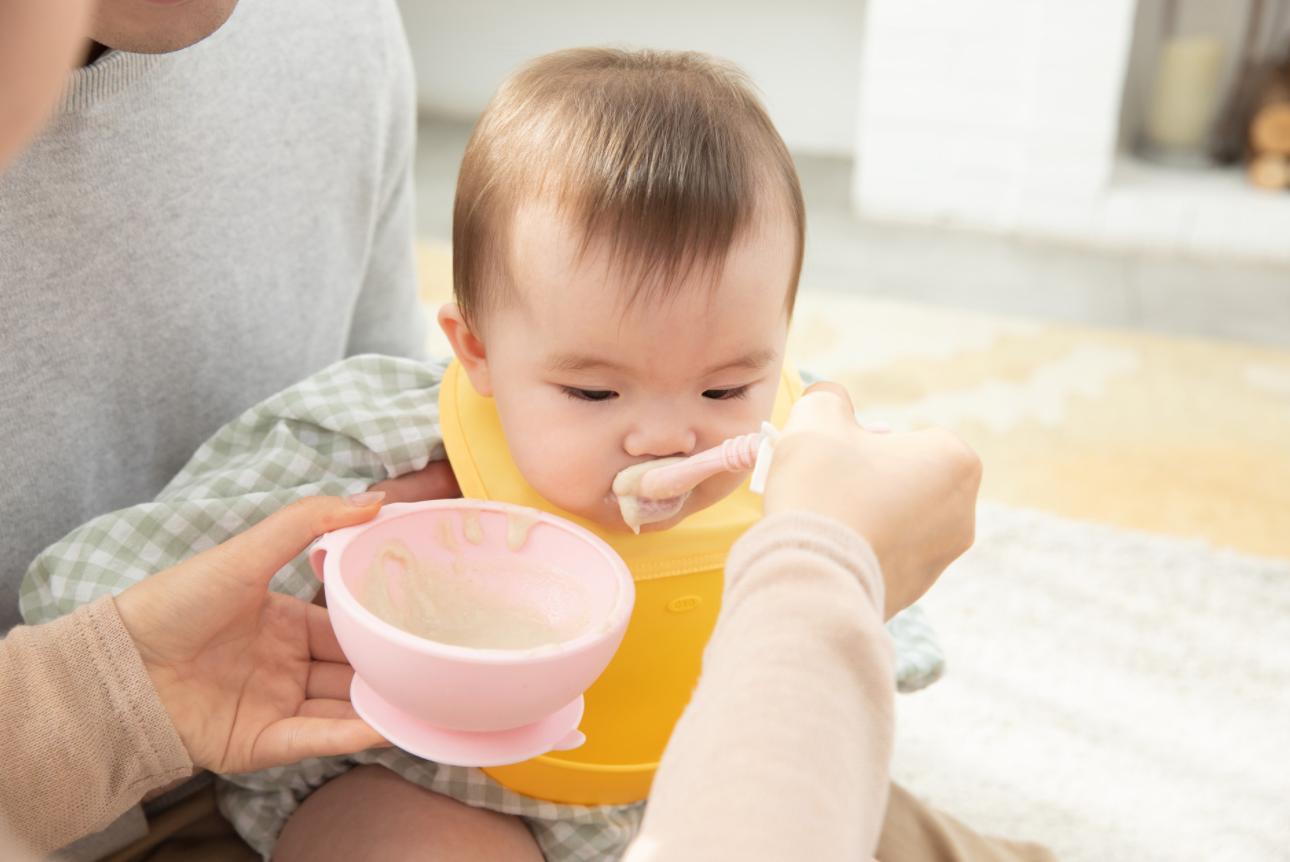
[609, 457, 689, 533]
[608, 490, 690, 534]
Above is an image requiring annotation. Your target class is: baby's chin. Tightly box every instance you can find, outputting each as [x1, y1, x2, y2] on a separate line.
[587, 511, 689, 535]
[616, 508, 689, 534]
[577, 504, 690, 535]
[635, 512, 691, 534]
[544, 474, 746, 534]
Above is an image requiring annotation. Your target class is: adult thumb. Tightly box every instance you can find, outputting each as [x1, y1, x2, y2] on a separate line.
[783, 381, 858, 435]
[209, 493, 386, 588]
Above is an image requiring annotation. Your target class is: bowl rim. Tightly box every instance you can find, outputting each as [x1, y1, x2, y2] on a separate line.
[320, 499, 635, 665]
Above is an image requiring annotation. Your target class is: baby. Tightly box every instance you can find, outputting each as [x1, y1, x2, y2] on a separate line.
[22, 48, 942, 860]
[436, 47, 802, 541]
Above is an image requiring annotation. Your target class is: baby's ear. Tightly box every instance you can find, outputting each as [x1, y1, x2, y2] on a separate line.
[438, 303, 493, 396]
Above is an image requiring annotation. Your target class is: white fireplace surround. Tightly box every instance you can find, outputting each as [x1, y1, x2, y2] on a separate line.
[854, 0, 1290, 263]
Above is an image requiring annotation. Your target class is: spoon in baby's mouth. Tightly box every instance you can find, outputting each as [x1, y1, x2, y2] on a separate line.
[635, 424, 778, 501]
[610, 427, 777, 533]
[610, 457, 690, 534]
[634, 417, 892, 501]
[611, 424, 778, 511]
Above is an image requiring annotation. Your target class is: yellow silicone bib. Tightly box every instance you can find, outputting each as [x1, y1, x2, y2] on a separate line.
[439, 360, 801, 805]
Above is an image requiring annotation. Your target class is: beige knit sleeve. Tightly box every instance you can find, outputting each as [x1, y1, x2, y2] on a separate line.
[0, 595, 193, 856]
[625, 512, 896, 862]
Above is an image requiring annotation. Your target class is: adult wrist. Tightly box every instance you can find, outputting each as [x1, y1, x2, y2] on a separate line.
[736, 511, 887, 618]
[109, 593, 198, 770]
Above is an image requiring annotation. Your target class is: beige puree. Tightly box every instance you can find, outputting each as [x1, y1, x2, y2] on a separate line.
[612, 457, 688, 533]
[359, 514, 587, 649]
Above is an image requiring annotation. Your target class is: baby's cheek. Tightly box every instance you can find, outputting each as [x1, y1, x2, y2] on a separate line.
[515, 441, 600, 504]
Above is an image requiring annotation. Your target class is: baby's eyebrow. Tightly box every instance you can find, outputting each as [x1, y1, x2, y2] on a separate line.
[546, 348, 777, 376]
[702, 349, 778, 377]
[546, 353, 627, 373]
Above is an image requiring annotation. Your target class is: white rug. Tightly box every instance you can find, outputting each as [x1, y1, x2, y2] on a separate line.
[892, 503, 1290, 862]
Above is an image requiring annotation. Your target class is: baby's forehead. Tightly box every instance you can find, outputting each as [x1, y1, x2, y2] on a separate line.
[503, 197, 798, 316]
[490, 203, 794, 375]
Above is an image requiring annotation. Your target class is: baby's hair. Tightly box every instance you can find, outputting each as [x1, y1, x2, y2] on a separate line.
[452, 47, 805, 327]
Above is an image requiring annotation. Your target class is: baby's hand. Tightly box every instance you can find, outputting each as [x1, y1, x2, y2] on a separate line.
[370, 460, 461, 503]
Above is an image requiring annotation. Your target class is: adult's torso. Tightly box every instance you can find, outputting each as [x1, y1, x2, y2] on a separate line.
[0, 0, 422, 630]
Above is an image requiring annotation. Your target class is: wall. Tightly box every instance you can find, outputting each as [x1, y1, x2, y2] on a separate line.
[854, 0, 1138, 231]
[396, 0, 865, 156]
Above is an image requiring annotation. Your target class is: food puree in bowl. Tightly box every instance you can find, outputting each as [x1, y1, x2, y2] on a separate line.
[360, 539, 591, 650]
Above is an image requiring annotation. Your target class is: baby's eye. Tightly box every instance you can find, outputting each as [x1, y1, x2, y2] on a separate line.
[562, 387, 618, 402]
[702, 386, 750, 401]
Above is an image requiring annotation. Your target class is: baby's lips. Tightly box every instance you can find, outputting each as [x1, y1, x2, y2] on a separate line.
[633, 493, 688, 515]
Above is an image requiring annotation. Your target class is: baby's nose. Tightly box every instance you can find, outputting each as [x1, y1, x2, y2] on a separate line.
[624, 422, 698, 459]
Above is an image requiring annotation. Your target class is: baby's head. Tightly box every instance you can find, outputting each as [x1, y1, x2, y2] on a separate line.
[440, 48, 804, 533]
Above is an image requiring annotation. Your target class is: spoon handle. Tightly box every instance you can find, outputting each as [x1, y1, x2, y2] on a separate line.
[638, 431, 765, 499]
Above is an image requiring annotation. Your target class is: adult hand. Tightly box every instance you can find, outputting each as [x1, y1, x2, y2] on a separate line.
[764, 382, 982, 619]
[113, 493, 391, 774]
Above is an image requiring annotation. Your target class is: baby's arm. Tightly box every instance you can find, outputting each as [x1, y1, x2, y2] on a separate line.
[370, 459, 460, 503]
[21, 355, 450, 624]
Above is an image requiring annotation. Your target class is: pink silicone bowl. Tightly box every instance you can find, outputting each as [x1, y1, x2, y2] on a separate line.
[310, 500, 635, 733]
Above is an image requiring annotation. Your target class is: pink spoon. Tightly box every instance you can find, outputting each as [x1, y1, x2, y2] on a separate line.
[638, 425, 775, 500]
[636, 418, 894, 500]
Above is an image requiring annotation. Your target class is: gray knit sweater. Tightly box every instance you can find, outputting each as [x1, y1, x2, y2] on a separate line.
[0, 0, 425, 635]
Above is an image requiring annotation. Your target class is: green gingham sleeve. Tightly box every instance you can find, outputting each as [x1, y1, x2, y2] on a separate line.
[20, 355, 449, 624]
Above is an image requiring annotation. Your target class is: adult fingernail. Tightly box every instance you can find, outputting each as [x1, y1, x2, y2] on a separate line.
[345, 491, 386, 507]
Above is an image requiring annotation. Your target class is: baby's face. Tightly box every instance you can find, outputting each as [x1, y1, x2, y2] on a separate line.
[445, 202, 795, 533]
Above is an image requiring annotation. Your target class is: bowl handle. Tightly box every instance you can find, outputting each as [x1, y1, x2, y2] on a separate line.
[307, 538, 330, 582]
[307, 502, 423, 581]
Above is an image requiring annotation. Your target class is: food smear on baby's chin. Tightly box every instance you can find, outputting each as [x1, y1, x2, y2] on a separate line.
[360, 539, 590, 650]
[611, 457, 688, 533]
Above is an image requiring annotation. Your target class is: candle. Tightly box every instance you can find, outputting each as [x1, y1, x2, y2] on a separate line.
[1145, 36, 1225, 158]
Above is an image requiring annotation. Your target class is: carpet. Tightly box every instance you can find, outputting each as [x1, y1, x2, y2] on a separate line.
[895, 504, 1289, 861]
